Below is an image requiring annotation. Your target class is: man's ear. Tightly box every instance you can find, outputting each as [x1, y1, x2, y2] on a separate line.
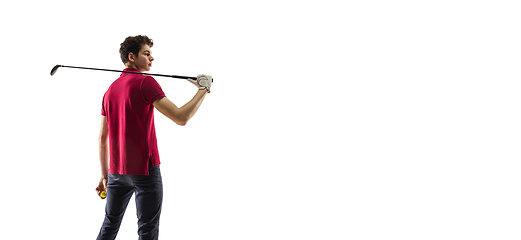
[128, 52, 136, 63]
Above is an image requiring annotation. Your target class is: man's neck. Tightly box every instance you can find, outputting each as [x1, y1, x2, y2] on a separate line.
[125, 63, 139, 71]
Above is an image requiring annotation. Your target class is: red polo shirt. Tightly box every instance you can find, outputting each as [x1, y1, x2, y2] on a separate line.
[101, 68, 166, 175]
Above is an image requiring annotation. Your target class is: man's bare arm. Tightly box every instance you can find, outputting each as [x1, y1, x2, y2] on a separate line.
[96, 116, 109, 199]
[98, 116, 109, 177]
[153, 89, 207, 126]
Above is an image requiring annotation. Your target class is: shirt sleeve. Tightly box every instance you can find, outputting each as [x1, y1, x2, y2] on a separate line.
[141, 76, 166, 105]
[101, 93, 107, 116]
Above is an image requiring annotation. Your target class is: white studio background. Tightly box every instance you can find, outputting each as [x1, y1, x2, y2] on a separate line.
[1, 0, 520, 239]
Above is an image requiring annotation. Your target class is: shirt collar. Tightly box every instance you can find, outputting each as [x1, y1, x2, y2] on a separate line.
[123, 68, 140, 73]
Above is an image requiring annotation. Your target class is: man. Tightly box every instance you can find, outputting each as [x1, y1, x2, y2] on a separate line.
[95, 35, 211, 240]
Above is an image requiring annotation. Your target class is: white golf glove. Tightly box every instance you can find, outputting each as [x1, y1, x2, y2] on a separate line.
[187, 74, 212, 93]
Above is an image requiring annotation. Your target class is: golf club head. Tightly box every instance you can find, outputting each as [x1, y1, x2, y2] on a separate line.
[50, 65, 61, 76]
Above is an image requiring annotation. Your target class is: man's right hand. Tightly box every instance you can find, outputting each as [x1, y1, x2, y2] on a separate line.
[187, 74, 212, 93]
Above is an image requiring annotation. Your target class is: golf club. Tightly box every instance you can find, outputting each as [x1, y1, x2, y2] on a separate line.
[50, 65, 212, 82]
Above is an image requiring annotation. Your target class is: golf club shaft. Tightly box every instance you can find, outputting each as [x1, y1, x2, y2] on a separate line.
[58, 65, 197, 80]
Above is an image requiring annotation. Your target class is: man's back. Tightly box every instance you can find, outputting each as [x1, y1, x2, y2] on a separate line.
[102, 68, 165, 175]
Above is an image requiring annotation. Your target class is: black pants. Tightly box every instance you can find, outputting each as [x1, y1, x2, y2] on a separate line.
[97, 164, 163, 240]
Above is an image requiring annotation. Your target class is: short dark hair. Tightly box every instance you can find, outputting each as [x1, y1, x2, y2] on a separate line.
[119, 35, 154, 64]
